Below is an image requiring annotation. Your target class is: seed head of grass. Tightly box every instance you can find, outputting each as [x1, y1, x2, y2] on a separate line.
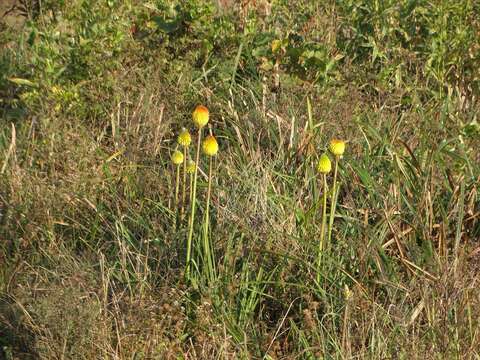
[317, 153, 332, 174]
[202, 135, 219, 156]
[192, 105, 209, 129]
[271, 39, 282, 53]
[186, 160, 196, 173]
[178, 128, 192, 147]
[344, 284, 353, 300]
[171, 150, 184, 165]
[329, 139, 346, 157]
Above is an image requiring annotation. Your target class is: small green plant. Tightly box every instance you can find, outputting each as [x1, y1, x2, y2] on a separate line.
[315, 140, 346, 284]
[186, 104, 209, 281]
[327, 139, 346, 245]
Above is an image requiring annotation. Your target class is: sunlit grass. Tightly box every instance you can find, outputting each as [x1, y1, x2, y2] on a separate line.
[0, 1, 479, 359]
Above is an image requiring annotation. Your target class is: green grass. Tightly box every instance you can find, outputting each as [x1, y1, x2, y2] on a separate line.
[1, 0, 479, 358]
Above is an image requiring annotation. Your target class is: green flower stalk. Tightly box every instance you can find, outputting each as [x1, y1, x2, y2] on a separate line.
[186, 105, 209, 280]
[327, 139, 346, 246]
[316, 152, 331, 283]
[202, 134, 219, 282]
[178, 128, 192, 221]
[171, 149, 184, 226]
[186, 159, 195, 203]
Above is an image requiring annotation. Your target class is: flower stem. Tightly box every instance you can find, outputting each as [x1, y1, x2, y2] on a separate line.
[342, 297, 351, 357]
[317, 173, 328, 283]
[180, 146, 187, 221]
[327, 157, 339, 247]
[174, 164, 180, 227]
[186, 128, 203, 281]
[203, 156, 215, 282]
[189, 171, 193, 203]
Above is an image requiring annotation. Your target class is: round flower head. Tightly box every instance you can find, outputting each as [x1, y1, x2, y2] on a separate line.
[202, 135, 218, 156]
[192, 105, 209, 129]
[171, 150, 184, 165]
[177, 128, 192, 147]
[329, 139, 346, 157]
[186, 160, 196, 173]
[317, 153, 332, 174]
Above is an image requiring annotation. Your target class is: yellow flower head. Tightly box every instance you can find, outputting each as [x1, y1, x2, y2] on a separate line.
[192, 105, 209, 128]
[202, 135, 218, 156]
[317, 153, 332, 174]
[177, 128, 192, 147]
[329, 139, 346, 157]
[171, 150, 184, 165]
[186, 160, 196, 173]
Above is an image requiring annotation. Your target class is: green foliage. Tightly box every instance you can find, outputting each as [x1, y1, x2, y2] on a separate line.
[1, 0, 135, 120]
[253, 32, 342, 83]
[336, 0, 480, 94]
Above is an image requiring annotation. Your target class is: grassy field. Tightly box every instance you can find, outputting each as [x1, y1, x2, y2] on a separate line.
[1, 0, 479, 358]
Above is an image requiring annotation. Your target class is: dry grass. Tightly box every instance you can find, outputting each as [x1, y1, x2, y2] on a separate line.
[1, 0, 479, 359]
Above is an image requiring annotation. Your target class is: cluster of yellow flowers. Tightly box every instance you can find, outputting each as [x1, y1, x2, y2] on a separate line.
[317, 139, 346, 174]
[172, 105, 219, 169]
[316, 138, 346, 283]
[173, 104, 347, 285]
[170, 105, 220, 282]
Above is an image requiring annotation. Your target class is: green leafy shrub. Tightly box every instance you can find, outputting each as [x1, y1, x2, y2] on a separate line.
[336, 0, 480, 95]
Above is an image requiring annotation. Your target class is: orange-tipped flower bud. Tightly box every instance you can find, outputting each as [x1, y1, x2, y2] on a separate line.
[192, 105, 209, 129]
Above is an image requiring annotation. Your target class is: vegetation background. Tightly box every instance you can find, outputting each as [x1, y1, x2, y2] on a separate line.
[1, 0, 479, 358]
